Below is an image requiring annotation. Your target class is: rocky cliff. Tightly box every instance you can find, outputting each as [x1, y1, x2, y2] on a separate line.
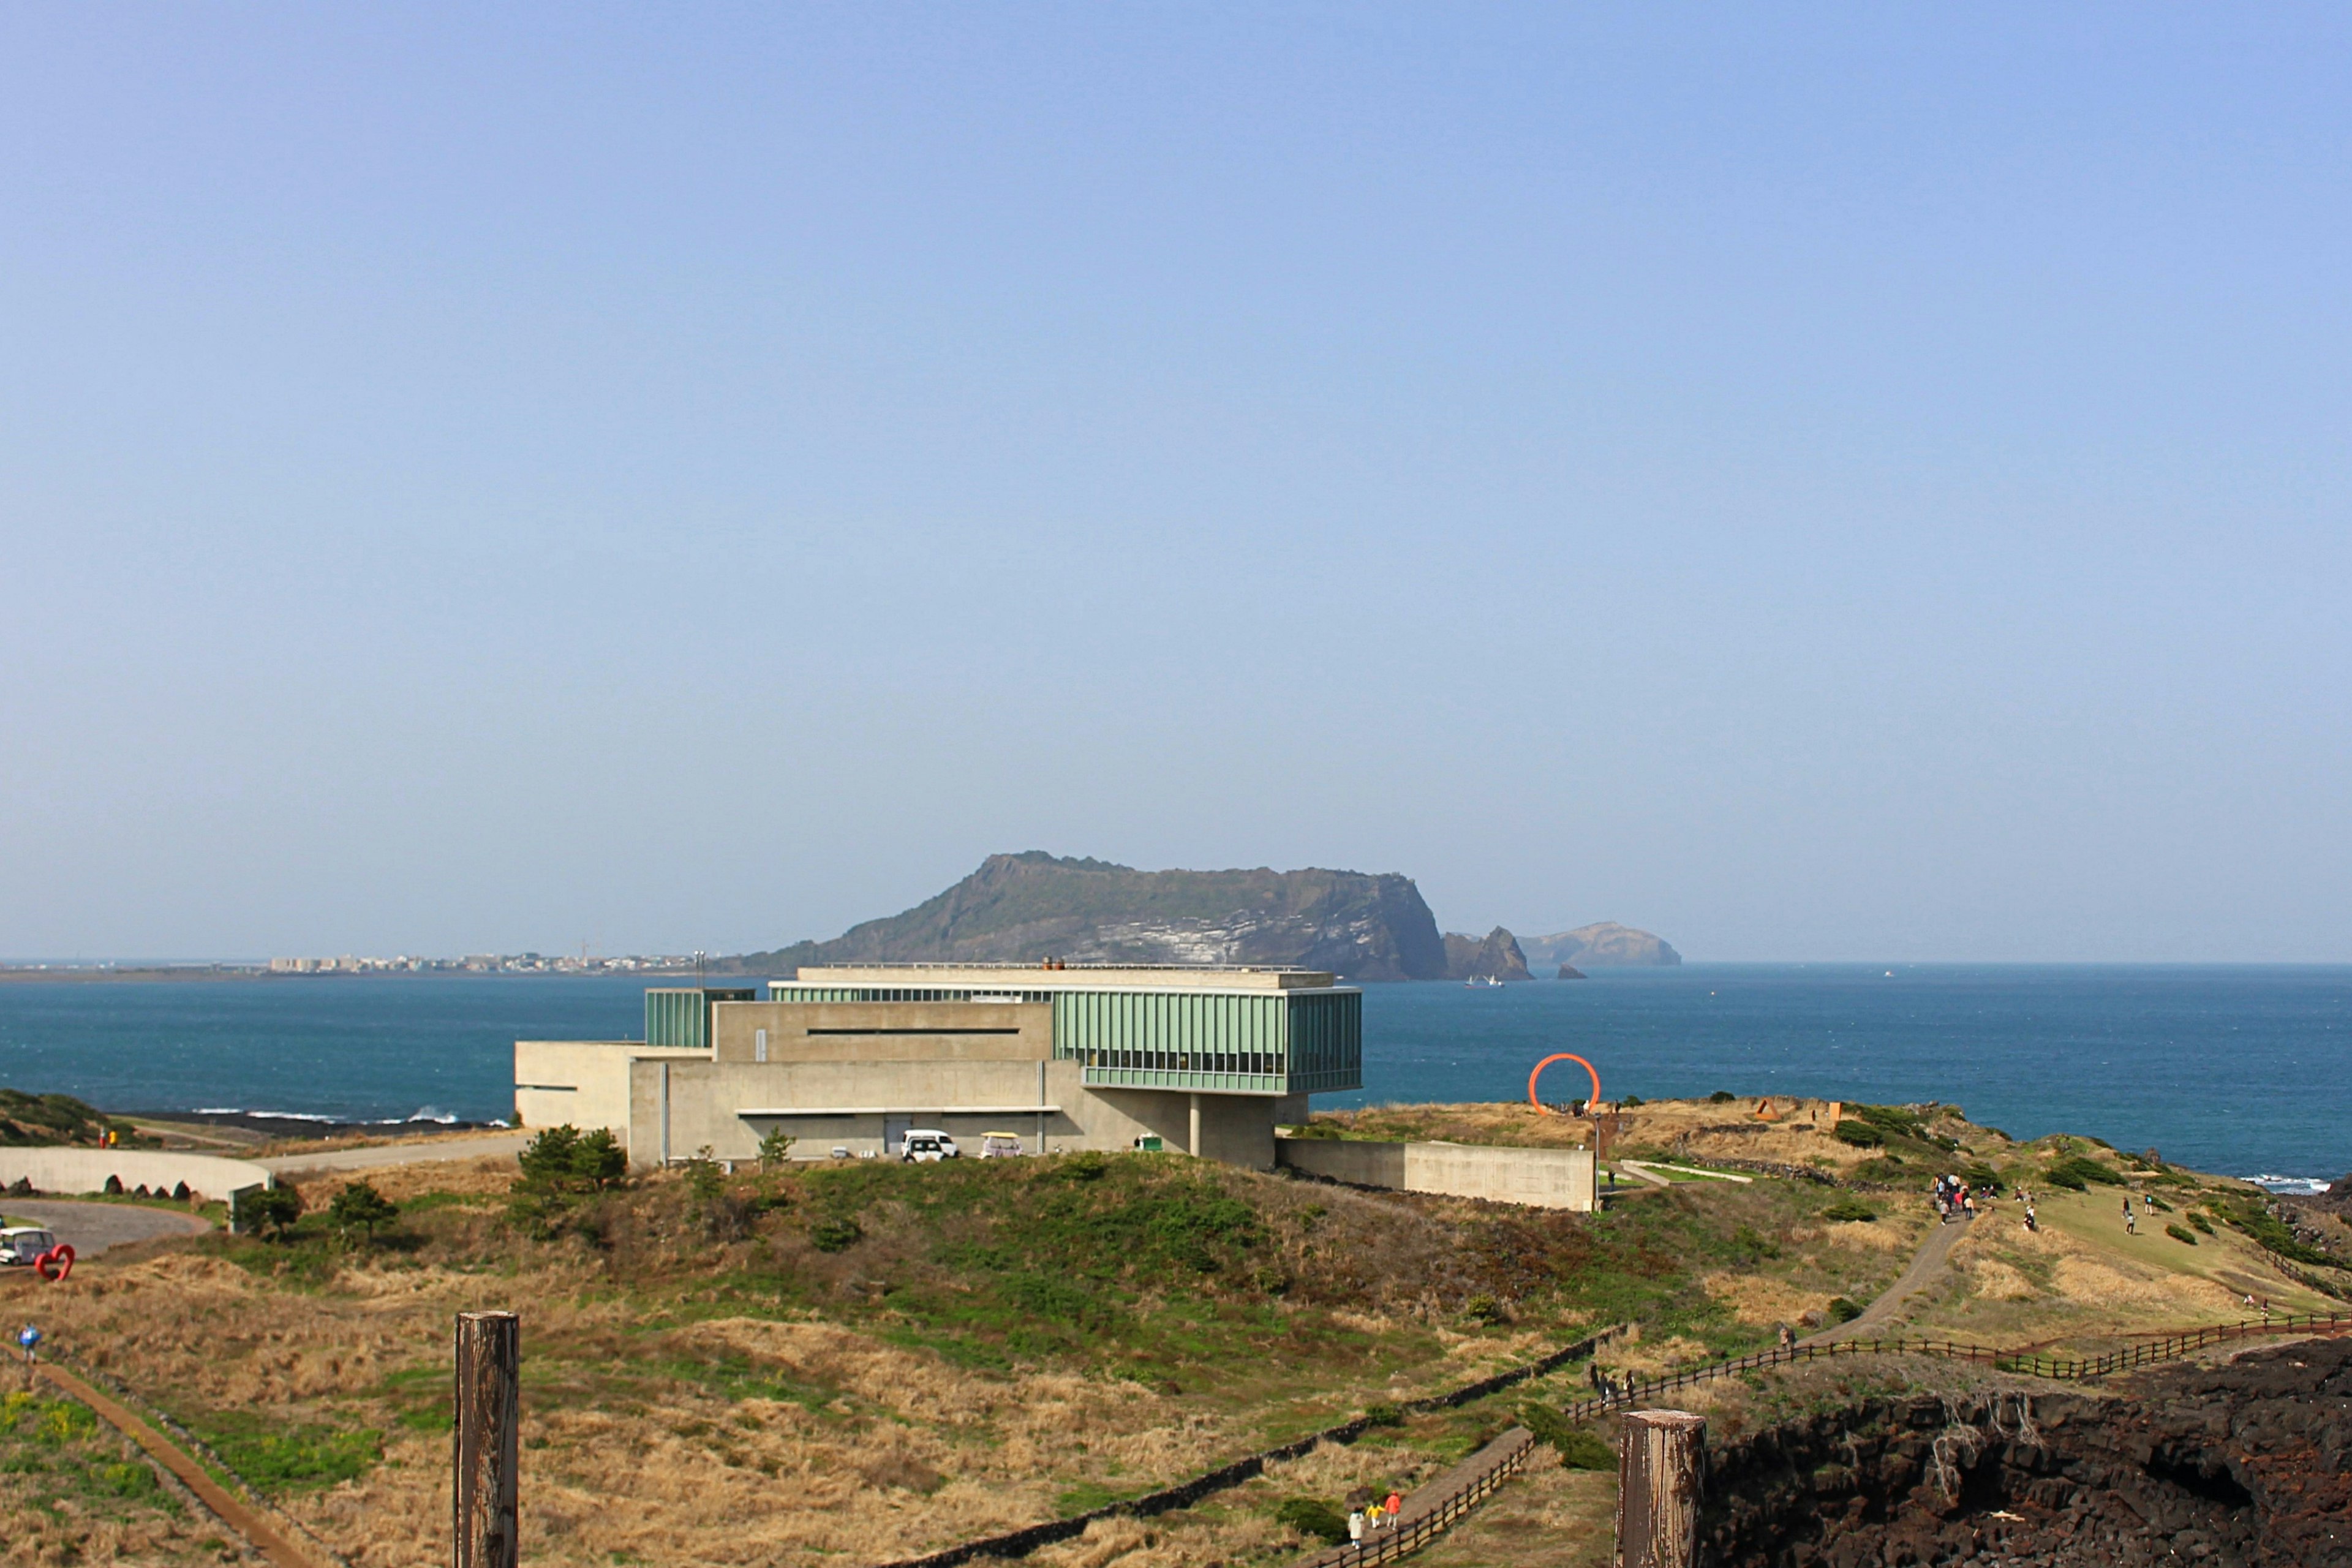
[1442, 927, 1532, 981]
[727, 852, 1452, 981]
[1519, 921, 1682, 968]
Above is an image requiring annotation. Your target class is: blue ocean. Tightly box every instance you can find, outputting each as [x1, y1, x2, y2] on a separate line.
[0, 967, 2343, 1187]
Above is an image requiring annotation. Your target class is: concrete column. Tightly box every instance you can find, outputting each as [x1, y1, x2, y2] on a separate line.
[1188, 1093, 1202, 1157]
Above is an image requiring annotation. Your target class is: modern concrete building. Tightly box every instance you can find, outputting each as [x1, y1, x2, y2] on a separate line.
[514, 963, 1362, 1170]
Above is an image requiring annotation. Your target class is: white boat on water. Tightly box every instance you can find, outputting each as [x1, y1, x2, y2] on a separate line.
[1463, 974, 1504, 987]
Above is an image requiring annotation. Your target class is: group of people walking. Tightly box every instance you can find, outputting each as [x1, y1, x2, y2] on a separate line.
[1931, 1172, 1980, 1224]
[1345, 1490, 1406, 1545]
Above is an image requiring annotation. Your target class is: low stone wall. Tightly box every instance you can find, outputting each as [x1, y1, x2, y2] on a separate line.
[1276, 1137, 1595, 1211]
[0, 1148, 273, 1204]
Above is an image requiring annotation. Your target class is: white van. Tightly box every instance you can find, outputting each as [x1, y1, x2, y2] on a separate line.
[0, 1228, 58, 1266]
[900, 1129, 960, 1163]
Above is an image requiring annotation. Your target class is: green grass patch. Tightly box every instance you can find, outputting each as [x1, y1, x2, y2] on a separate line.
[175, 1408, 381, 1494]
[0, 1391, 180, 1520]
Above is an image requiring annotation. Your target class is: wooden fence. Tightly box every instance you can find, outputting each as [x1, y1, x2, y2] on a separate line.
[1555, 1308, 2352, 1422]
[1298, 1429, 1537, 1568]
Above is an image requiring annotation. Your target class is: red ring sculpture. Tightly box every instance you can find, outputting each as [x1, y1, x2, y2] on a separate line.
[1528, 1053, 1603, 1114]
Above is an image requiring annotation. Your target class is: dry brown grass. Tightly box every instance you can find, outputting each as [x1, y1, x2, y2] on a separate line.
[1703, 1272, 1834, 1328]
[13, 1154, 1653, 1568]
[1410, 1452, 1615, 1568]
[1315, 1096, 2000, 1182]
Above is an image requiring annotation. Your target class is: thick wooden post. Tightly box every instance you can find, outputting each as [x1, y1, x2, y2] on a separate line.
[453, 1311, 519, 1568]
[1615, 1409, 1705, 1568]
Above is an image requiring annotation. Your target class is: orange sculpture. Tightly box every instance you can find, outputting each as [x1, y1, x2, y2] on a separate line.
[1528, 1053, 1603, 1115]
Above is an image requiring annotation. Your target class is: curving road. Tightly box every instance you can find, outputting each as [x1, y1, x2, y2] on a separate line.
[0, 1199, 213, 1256]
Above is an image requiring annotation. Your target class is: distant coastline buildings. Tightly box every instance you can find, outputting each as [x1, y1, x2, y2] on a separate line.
[266, 952, 692, 975]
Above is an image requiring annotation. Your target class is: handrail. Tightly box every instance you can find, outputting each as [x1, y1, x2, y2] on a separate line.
[1555, 1310, 2352, 1422]
[1301, 1429, 1538, 1568]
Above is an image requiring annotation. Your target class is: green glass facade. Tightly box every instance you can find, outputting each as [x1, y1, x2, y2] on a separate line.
[644, 987, 756, 1049]
[764, 981, 1361, 1096]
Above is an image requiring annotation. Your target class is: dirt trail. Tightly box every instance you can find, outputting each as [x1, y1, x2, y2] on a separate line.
[1804, 1212, 1969, 1344]
[35, 1361, 326, 1568]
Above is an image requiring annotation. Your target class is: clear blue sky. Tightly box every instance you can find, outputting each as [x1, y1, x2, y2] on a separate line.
[4, 7, 2348, 962]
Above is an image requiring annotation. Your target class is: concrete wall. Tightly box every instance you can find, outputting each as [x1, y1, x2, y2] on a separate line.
[709, 1001, 1052, 1065]
[1276, 1137, 1595, 1211]
[513, 1041, 709, 1134]
[0, 1148, 273, 1203]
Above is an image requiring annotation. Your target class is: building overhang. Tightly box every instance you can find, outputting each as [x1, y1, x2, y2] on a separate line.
[734, 1105, 1064, 1117]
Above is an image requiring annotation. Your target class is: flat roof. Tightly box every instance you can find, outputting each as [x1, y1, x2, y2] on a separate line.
[786, 963, 1340, 992]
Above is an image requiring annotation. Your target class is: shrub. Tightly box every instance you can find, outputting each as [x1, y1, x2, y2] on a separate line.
[1059, 1150, 1110, 1181]
[235, 1185, 304, 1239]
[1826, 1297, 1864, 1324]
[1362, 1402, 1404, 1428]
[2045, 1155, 2122, 1190]
[1275, 1498, 1349, 1545]
[327, 1180, 399, 1240]
[1849, 1104, 1929, 1140]
[2188, 1212, 2214, 1234]
[2166, 1223, 2198, 1245]
[1850, 1156, 1909, 1183]
[1822, 1199, 1879, 1223]
[1463, 1292, 1506, 1325]
[683, 1146, 726, 1204]
[809, 1216, 863, 1253]
[1832, 1120, 1884, 1148]
[1708, 1090, 1736, 1104]
[1522, 1403, 1616, 1469]
[1620, 1095, 1643, 1107]
[1961, 1163, 2003, 1192]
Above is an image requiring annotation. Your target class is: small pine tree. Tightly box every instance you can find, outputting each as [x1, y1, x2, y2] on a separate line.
[328, 1180, 400, 1241]
[758, 1127, 796, 1170]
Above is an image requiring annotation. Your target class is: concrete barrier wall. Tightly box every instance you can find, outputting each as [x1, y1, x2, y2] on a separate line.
[1273, 1137, 1409, 1191]
[1276, 1137, 1594, 1211]
[0, 1148, 274, 1203]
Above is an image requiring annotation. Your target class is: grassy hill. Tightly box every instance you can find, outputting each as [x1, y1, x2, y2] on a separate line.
[23, 1099, 2346, 1568]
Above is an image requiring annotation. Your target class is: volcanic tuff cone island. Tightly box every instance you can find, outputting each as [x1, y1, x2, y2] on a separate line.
[721, 851, 1673, 981]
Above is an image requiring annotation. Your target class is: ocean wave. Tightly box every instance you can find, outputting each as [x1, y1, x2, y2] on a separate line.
[2243, 1174, 2335, 1195]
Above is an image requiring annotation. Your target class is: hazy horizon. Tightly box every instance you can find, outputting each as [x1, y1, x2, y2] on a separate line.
[6, 9, 2350, 964]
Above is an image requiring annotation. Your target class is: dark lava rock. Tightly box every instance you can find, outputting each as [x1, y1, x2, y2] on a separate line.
[1702, 1338, 2352, 1566]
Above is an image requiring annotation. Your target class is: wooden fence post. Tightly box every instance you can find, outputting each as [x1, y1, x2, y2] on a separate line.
[1616, 1410, 1705, 1568]
[454, 1311, 520, 1568]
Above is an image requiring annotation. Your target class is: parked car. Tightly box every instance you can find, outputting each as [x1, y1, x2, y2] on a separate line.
[979, 1133, 1024, 1158]
[0, 1227, 58, 1266]
[900, 1129, 959, 1162]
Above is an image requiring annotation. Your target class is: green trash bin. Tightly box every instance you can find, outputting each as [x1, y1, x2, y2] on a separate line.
[1133, 1134, 1164, 1153]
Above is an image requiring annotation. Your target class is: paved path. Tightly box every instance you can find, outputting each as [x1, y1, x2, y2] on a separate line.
[1804, 1212, 1971, 1345]
[0, 1199, 211, 1256]
[260, 1129, 527, 1177]
[36, 1361, 323, 1568]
